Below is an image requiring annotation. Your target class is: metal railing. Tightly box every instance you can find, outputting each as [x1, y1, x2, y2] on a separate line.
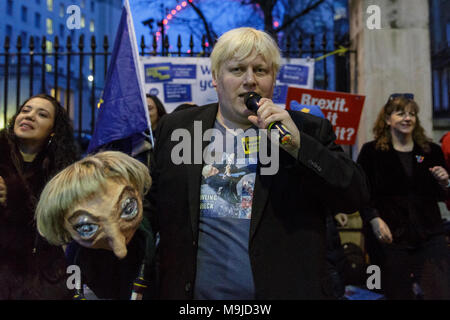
[1, 32, 354, 139]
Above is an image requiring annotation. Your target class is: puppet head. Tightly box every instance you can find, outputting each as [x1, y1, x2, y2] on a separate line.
[36, 151, 151, 259]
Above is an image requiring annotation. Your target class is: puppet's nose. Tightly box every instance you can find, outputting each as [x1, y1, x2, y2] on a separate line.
[105, 224, 128, 259]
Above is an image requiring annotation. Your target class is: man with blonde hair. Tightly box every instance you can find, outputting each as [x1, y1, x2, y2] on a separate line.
[148, 27, 369, 299]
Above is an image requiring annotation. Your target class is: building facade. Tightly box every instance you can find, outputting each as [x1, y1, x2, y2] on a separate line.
[0, 0, 122, 134]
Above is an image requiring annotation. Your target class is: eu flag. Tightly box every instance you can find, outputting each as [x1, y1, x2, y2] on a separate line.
[87, 0, 152, 154]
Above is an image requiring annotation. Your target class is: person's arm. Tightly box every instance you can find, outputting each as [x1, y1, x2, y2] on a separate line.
[356, 143, 380, 223]
[425, 145, 449, 203]
[428, 145, 450, 200]
[248, 100, 369, 214]
[293, 116, 370, 213]
[369, 217, 393, 244]
[334, 213, 348, 227]
[0, 176, 6, 207]
[356, 143, 392, 243]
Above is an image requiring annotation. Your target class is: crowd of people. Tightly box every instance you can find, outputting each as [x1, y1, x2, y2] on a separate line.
[0, 27, 449, 300]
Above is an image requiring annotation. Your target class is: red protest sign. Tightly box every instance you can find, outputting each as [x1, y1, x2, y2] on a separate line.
[285, 87, 365, 145]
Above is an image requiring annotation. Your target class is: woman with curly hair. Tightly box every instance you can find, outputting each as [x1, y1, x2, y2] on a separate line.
[357, 94, 450, 299]
[0, 93, 79, 299]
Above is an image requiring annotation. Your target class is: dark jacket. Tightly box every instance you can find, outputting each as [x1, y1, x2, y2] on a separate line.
[441, 132, 450, 210]
[66, 225, 156, 300]
[147, 103, 369, 300]
[357, 141, 449, 245]
[0, 131, 71, 299]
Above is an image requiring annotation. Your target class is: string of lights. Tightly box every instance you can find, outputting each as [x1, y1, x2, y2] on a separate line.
[155, 0, 192, 41]
[153, 0, 279, 53]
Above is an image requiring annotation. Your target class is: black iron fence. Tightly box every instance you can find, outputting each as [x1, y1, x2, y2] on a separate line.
[0, 33, 355, 139]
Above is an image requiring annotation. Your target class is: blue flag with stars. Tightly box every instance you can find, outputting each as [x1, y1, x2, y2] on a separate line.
[87, 0, 152, 154]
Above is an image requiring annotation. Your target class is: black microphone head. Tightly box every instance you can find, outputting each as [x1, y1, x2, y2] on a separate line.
[244, 92, 261, 112]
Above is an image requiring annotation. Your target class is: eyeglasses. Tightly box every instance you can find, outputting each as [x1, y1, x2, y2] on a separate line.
[388, 93, 414, 102]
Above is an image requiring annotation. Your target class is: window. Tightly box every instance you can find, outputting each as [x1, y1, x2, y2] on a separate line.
[50, 88, 62, 102]
[46, 40, 53, 53]
[90, 1, 95, 12]
[7, 0, 13, 16]
[47, 0, 53, 12]
[46, 18, 53, 35]
[59, 4, 65, 18]
[81, 15, 85, 28]
[81, 0, 85, 8]
[6, 25, 12, 38]
[89, 20, 95, 32]
[21, 6, 28, 22]
[35, 13, 41, 29]
[59, 24, 65, 38]
[20, 31, 28, 44]
[447, 22, 450, 42]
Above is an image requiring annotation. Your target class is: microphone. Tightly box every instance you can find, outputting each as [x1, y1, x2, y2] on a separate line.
[244, 92, 292, 145]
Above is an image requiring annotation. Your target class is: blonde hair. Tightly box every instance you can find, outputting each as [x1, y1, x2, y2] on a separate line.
[210, 27, 281, 80]
[35, 151, 151, 245]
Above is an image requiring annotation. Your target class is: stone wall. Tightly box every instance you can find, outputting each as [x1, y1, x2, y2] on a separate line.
[349, 0, 433, 154]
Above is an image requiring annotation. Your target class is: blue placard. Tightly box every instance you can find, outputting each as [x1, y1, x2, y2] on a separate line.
[272, 85, 288, 104]
[171, 64, 197, 79]
[144, 63, 172, 83]
[163, 83, 192, 103]
[279, 64, 309, 85]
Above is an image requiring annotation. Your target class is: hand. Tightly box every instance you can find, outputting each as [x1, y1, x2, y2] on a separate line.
[247, 98, 301, 158]
[429, 166, 449, 188]
[0, 176, 7, 207]
[370, 217, 393, 244]
[334, 213, 348, 227]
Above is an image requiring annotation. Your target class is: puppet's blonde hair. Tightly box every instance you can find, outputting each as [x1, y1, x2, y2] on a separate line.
[35, 151, 151, 245]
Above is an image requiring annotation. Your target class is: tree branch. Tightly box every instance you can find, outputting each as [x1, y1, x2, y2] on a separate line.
[188, 1, 217, 46]
[274, 0, 326, 33]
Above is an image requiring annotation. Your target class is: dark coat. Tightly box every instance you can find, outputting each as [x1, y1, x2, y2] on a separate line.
[441, 132, 450, 210]
[66, 226, 156, 300]
[357, 141, 449, 245]
[0, 132, 71, 299]
[147, 103, 369, 300]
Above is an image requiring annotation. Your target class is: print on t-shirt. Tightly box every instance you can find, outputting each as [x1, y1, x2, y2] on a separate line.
[200, 152, 256, 219]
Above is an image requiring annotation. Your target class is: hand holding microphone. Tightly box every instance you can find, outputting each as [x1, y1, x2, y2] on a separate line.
[244, 92, 292, 145]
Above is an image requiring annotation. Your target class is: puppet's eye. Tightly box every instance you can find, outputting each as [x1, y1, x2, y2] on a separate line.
[121, 197, 138, 220]
[74, 223, 99, 240]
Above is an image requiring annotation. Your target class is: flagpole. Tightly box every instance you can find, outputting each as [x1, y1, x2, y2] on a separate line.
[124, 0, 154, 146]
[87, 1, 156, 154]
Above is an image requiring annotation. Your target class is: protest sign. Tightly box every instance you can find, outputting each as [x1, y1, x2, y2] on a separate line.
[286, 87, 365, 145]
[140, 57, 314, 113]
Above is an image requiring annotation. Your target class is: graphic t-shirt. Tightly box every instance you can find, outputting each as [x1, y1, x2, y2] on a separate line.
[194, 121, 258, 299]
